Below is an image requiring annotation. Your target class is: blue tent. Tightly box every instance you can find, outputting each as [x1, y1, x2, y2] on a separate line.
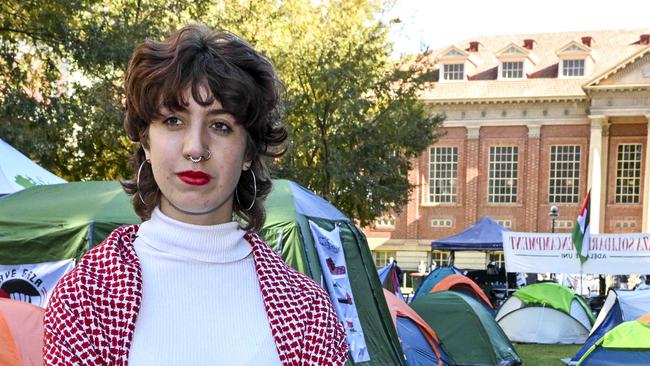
[378, 262, 404, 300]
[411, 266, 463, 300]
[570, 289, 650, 364]
[431, 216, 507, 251]
[577, 319, 650, 366]
[384, 289, 452, 366]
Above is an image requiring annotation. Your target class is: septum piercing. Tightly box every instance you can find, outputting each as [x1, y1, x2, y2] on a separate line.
[185, 148, 212, 163]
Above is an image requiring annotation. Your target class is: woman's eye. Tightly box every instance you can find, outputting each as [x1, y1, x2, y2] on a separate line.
[211, 121, 232, 133]
[163, 117, 182, 127]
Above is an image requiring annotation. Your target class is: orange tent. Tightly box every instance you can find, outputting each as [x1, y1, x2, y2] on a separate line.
[431, 274, 493, 309]
[0, 298, 44, 366]
[383, 289, 448, 366]
[639, 312, 650, 323]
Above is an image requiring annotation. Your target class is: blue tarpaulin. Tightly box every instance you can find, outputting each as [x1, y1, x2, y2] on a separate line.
[431, 216, 507, 251]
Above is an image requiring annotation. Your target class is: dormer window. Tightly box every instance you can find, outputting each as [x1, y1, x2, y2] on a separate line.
[495, 42, 538, 80]
[502, 61, 524, 78]
[435, 45, 479, 82]
[443, 63, 465, 80]
[562, 59, 585, 77]
[556, 38, 595, 79]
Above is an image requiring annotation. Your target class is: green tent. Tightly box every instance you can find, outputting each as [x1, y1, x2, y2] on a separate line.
[0, 181, 140, 264]
[0, 179, 404, 365]
[259, 179, 404, 365]
[411, 290, 521, 366]
[578, 320, 650, 365]
[495, 282, 594, 344]
[512, 282, 594, 323]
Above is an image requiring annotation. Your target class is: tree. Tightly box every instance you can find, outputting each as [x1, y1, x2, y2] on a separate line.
[0, 0, 208, 180]
[250, 1, 444, 226]
[0, 0, 444, 224]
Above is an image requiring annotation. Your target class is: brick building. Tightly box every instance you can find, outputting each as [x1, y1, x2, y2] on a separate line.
[364, 29, 650, 275]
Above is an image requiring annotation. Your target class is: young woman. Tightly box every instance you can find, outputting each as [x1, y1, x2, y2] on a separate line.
[43, 24, 348, 366]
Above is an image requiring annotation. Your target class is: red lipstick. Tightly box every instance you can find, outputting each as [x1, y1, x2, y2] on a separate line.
[177, 171, 211, 186]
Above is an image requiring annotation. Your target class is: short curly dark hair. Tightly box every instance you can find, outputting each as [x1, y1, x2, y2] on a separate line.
[121, 23, 287, 231]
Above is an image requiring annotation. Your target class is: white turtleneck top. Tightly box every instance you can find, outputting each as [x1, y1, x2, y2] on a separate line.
[127, 208, 282, 366]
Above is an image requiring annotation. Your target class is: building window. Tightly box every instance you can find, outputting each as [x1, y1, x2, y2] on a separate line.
[429, 147, 458, 203]
[431, 251, 451, 268]
[431, 218, 453, 228]
[614, 220, 637, 229]
[488, 146, 519, 203]
[616, 144, 642, 203]
[556, 220, 574, 229]
[443, 63, 464, 80]
[374, 216, 396, 229]
[496, 219, 512, 228]
[372, 251, 396, 268]
[562, 59, 585, 77]
[501, 61, 524, 78]
[549, 145, 581, 204]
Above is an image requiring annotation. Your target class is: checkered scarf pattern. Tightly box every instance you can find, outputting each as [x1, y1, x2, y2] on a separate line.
[44, 225, 348, 365]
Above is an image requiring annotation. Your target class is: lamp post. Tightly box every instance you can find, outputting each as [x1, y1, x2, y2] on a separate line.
[549, 205, 559, 233]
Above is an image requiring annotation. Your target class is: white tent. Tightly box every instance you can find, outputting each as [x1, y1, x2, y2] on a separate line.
[495, 283, 593, 344]
[0, 139, 66, 195]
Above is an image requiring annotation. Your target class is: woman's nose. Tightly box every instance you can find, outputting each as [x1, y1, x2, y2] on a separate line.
[182, 128, 209, 160]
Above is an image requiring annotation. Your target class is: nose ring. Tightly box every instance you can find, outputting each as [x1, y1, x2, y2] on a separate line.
[185, 148, 211, 163]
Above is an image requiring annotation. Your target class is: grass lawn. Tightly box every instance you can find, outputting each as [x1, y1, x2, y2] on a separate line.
[513, 343, 582, 366]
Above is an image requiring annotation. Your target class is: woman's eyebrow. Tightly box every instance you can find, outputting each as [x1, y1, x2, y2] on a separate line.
[206, 108, 235, 117]
[207, 108, 230, 115]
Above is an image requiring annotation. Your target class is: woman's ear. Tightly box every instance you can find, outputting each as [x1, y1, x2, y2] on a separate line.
[143, 147, 151, 161]
[242, 161, 252, 171]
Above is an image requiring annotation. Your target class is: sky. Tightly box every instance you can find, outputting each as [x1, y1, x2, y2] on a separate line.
[387, 0, 650, 56]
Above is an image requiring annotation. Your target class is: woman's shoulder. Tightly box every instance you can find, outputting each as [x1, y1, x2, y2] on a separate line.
[246, 232, 330, 301]
[48, 225, 141, 302]
[77, 225, 139, 269]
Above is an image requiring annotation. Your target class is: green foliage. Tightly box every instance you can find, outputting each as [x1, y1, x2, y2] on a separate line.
[0, 0, 444, 224]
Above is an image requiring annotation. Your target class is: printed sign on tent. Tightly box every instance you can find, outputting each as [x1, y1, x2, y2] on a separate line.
[503, 232, 650, 274]
[0, 259, 74, 308]
[309, 220, 370, 363]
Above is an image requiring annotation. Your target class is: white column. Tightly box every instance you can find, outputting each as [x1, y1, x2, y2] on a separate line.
[600, 123, 609, 232]
[587, 116, 608, 233]
[643, 116, 650, 232]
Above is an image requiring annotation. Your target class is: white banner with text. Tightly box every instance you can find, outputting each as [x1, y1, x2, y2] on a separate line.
[502, 232, 650, 274]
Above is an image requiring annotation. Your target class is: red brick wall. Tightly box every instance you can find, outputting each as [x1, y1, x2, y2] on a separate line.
[363, 122, 647, 241]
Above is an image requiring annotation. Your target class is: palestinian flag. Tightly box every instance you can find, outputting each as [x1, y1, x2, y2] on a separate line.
[572, 190, 591, 263]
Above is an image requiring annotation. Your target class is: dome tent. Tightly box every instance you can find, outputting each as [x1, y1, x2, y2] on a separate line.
[577, 317, 650, 365]
[569, 289, 650, 364]
[378, 262, 404, 300]
[0, 181, 141, 265]
[0, 138, 66, 196]
[383, 289, 451, 366]
[430, 274, 493, 311]
[0, 298, 44, 365]
[496, 282, 594, 344]
[411, 266, 463, 300]
[411, 290, 521, 366]
[259, 179, 405, 365]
